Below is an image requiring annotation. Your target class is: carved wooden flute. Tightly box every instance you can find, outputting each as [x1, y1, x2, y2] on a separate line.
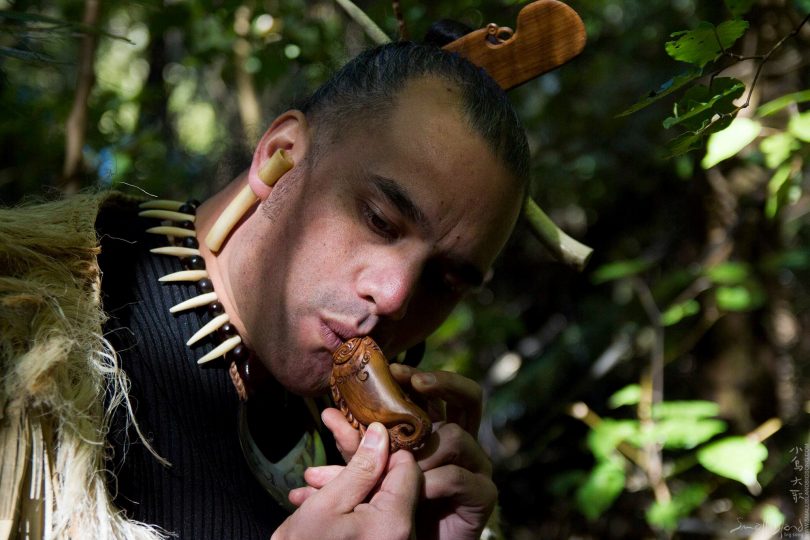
[330, 336, 432, 452]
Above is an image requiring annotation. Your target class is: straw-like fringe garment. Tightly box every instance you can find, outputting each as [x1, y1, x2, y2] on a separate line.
[0, 193, 165, 540]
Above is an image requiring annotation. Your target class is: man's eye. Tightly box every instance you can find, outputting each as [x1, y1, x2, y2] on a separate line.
[362, 203, 398, 240]
[423, 261, 468, 297]
[441, 273, 468, 295]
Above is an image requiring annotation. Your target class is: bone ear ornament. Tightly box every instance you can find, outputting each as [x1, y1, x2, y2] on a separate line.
[330, 336, 432, 452]
[205, 148, 293, 253]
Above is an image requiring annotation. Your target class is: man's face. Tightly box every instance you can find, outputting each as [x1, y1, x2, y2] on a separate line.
[234, 77, 523, 396]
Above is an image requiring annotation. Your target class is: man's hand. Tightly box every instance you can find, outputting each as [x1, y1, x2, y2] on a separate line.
[322, 366, 498, 540]
[273, 422, 422, 540]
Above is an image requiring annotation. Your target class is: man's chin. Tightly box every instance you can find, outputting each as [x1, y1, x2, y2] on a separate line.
[271, 358, 333, 397]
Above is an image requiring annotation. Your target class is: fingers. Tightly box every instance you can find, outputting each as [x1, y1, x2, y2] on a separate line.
[370, 450, 423, 512]
[390, 364, 483, 435]
[303, 465, 343, 488]
[307, 422, 390, 514]
[288, 485, 318, 507]
[295, 448, 423, 536]
[322, 407, 361, 462]
[276, 424, 423, 540]
[415, 422, 492, 476]
[421, 464, 498, 538]
[346, 450, 422, 539]
[422, 465, 497, 511]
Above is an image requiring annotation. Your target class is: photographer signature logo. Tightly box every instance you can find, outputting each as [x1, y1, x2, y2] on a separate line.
[730, 517, 805, 538]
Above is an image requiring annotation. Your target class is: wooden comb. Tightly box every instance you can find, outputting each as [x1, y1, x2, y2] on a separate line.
[443, 0, 586, 91]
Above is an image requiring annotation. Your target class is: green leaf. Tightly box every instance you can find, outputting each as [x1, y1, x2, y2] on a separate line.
[666, 20, 750, 67]
[706, 262, 751, 285]
[765, 164, 794, 219]
[576, 461, 626, 521]
[548, 470, 588, 497]
[666, 112, 736, 159]
[757, 90, 810, 117]
[663, 419, 727, 449]
[646, 484, 709, 531]
[762, 249, 810, 272]
[788, 111, 810, 142]
[665, 78, 745, 131]
[617, 68, 703, 118]
[701, 117, 761, 168]
[761, 504, 786, 529]
[591, 259, 653, 284]
[760, 132, 800, 169]
[588, 419, 639, 461]
[608, 384, 642, 408]
[431, 303, 473, 344]
[794, 0, 810, 13]
[716, 284, 764, 311]
[666, 131, 707, 158]
[661, 299, 701, 326]
[724, 0, 757, 17]
[653, 400, 720, 419]
[642, 418, 727, 449]
[697, 436, 767, 489]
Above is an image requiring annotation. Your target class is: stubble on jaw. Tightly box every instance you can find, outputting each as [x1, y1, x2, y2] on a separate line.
[259, 161, 305, 224]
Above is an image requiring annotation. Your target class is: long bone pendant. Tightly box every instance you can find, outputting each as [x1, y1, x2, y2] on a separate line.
[330, 336, 432, 452]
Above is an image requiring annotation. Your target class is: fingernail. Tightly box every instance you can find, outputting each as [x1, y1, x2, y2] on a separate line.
[361, 423, 384, 449]
[389, 363, 407, 375]
[415, 373, 436, 387]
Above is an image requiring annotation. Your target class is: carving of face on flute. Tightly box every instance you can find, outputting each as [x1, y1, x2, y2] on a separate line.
[195, 75, 524, 398]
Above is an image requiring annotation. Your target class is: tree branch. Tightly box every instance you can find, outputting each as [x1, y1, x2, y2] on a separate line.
[334, 0, 391, 45]
[233, 6, 262, 144]
[523, 197, 593, 271]
[61, 0, 100, 193]
[392, 0, 409, 41]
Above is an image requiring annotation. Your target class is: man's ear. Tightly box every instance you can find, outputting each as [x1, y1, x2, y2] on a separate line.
[248, 110, 309, 200]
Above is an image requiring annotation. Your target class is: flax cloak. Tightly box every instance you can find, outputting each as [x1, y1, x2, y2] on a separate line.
[0, 192, 165, 540]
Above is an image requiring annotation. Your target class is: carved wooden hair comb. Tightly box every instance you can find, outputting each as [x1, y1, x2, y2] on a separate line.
[442, 0, 586, 91]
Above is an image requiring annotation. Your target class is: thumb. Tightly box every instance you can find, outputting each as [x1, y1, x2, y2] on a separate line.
[314, 422, 390, 514]
[322, 408, 362, 462]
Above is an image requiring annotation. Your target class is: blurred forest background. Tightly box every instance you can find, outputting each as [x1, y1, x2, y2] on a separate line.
[1, 0, 809, 538]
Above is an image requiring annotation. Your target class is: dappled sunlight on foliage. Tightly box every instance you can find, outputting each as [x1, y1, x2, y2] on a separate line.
[2, 0, 809, 537]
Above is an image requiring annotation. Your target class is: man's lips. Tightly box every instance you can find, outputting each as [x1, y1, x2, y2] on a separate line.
[320, 319, 360, 353]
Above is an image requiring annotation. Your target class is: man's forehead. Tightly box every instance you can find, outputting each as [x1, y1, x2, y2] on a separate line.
[389, 76, 467, 126]
[396, 75, 463, 105]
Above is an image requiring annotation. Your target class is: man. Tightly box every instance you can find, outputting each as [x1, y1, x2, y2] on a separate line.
[1, 41, 528, 539]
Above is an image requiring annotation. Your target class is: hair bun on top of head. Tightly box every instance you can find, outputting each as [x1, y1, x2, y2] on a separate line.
[423, 19, 474, 47]
[436, 0, 586, 92]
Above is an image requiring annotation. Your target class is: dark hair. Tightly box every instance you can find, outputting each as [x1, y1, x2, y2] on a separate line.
[297, 41, 530, 185]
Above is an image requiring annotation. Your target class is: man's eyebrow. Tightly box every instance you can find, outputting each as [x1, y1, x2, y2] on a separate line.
[369, 174, 486, 287]
[370, 175, 431, 235]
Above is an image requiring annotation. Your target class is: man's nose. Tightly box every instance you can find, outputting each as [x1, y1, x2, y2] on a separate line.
[356, 259, 421, 321]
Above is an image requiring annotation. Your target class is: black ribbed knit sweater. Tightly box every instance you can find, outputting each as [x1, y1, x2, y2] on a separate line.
[97, 201, 293, 539]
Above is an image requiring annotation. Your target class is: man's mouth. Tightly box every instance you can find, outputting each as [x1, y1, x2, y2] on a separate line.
[320, 318, 359, 353]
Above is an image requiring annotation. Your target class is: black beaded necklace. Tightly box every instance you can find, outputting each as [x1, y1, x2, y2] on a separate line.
[139, 198, 266, 400]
